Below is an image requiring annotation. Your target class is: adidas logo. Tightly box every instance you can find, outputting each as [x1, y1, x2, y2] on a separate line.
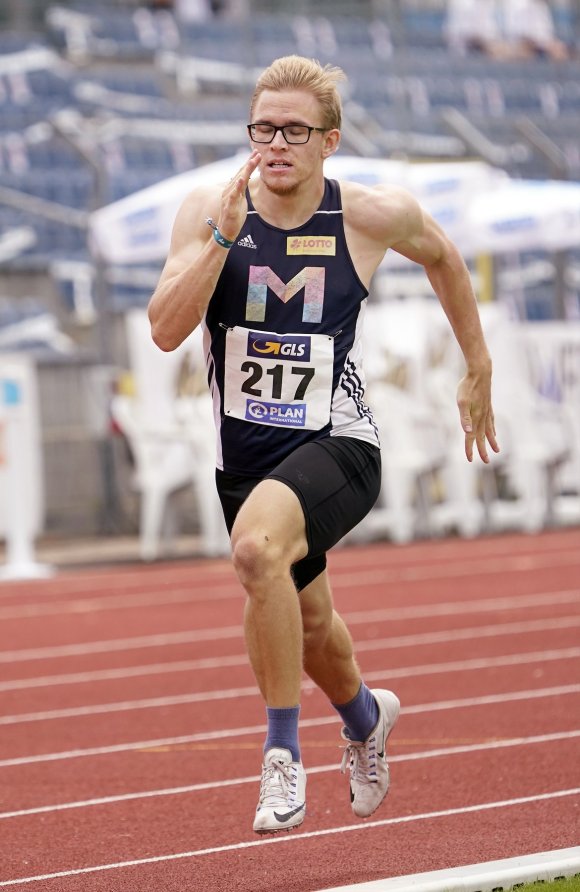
[238, 234, 257, 249]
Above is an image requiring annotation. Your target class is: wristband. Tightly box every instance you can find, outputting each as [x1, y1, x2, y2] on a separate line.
[206, 217, 234, 249]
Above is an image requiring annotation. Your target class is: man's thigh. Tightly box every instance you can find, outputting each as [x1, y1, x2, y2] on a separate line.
[232, 478, 309, 565]
[215, 436, 380, 591]
[268, 436, 381, 557]
[216, 470, 317, 588]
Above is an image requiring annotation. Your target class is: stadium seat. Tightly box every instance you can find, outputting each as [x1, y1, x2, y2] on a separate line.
[358, 378, 450, 543]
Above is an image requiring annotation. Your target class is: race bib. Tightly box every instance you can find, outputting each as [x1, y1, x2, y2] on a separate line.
[223, 326, 334, 430]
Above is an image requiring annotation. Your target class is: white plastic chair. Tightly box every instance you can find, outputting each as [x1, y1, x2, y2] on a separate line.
[358, 379, 449, 543]
[440, 302, 576, 534]
[356, 295, 578, 542]
[517, 320, 580, 526]
[348, 299, 451, 544]
[423, 364, 490, 538]
[111, 308, 228, 561]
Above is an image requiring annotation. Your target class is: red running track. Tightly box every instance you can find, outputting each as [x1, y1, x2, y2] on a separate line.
[0, 529, 579, 891]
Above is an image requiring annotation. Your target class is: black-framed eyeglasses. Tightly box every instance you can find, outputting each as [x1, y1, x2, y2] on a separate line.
[247, 123, 327, 144]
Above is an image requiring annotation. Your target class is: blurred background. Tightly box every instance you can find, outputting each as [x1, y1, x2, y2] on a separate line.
[1, 0, 580, 574]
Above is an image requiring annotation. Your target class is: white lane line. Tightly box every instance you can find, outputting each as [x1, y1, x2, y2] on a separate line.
[2, 549, 580, 621]
[0, 528, 574, 604]
[0, 585, 240, 621]
[0, 562, 235, 597]
[2, 588, 579, 664]
[1, 683, 579, 768]
[314, 846, 580, 892]
[354, 613, 580, 651]
[1, 647, 578, 727]
[0, 788, 578, 887]
[1, 729, 578, 821]
[0, 527, 573, 598]
[341, 589, 580, 627]
[335, 548, 580, 586]
[2, 614, 578, 693]
[362, 646, 580, 685]
[0, 626, 244, 664]
[0, 655, 249, 692]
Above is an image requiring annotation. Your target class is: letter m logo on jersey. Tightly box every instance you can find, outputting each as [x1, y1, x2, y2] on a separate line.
[245, 266, 324, 323]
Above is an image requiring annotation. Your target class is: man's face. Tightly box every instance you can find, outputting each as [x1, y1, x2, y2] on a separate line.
[250, 89, 336, 196]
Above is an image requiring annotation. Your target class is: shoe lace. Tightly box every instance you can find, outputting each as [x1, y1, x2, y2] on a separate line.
[341, 736, 378, 786]
[259, 759, 294, 807]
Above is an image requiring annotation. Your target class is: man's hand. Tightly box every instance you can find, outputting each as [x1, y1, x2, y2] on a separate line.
[457, 368, 500, 463]
[217, 150, 262, 243]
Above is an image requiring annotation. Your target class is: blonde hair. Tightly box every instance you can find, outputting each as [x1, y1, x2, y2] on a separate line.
[250, 55, 346, 130]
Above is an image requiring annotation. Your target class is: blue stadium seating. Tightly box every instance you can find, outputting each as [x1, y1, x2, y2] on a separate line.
[0, 3, 578, 325]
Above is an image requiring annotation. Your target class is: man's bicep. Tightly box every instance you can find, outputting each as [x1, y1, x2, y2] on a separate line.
[158, 199, 210, 284]
[390, 208, 450, 267]
[173, 191, 211, 255]
[368, 186, 446, 265]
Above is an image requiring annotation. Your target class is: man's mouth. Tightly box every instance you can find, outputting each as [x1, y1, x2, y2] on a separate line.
[268, 161, 292, 169]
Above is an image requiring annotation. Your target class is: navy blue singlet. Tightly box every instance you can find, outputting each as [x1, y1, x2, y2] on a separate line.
[201, 177, 380, 475]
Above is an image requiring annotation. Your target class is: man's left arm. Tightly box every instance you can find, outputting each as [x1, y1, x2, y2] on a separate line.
[389, 193, 500, 464]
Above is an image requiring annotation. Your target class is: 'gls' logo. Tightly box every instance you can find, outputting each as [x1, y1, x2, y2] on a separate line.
[247, 332, 311, 362]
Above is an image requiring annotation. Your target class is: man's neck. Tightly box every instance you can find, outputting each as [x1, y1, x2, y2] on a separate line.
[250, 178, 325, 230]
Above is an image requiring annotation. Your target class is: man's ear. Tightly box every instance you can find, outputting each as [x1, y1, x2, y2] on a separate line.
[322, 129, 341, 158]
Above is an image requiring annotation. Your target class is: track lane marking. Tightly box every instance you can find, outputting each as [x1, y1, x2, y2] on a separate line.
[2, 549, 580, 620]
[0, 788, 578, 886]
[1, 647, 578, 726]
[0, 530, 576, 603]
[1, 729, 578, 820]
[1, 683, 579, 768]
[1, 614, 579, 692]
[2, 588, 579, 664]
[1, 528, 577, 605]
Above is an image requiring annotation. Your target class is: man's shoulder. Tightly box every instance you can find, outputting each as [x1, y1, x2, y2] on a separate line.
[338, 178, 420, 234]
[172, 181, 228, 237]
[181, 180, 227, 213]
[337, 177, 413, 204]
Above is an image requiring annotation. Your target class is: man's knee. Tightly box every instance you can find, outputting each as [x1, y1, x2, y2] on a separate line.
[231, 481, 308, 592]
[232, 529, 277, 587]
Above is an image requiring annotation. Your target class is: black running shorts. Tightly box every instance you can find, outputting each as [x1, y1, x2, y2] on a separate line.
[215, 436, 381, 591]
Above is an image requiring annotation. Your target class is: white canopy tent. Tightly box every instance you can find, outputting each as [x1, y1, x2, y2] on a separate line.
[87, 153, 522, 266]
[88, 152, 580, 266]
[464, 178, 580, 255]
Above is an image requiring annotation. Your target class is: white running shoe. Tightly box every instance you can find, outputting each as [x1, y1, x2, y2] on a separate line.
[253, 748, 306, 834]
[340, 689, 400, 818]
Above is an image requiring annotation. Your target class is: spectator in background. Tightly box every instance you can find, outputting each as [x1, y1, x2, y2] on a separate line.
[445, 0, 510, 57]
[503, 0, 570, 60]
[446, 0, 570, 60]
[167, 0, 248, 21]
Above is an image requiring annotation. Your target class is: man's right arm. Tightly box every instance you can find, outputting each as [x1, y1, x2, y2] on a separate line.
[148, 186, 231, 352]
[148, 149, 261, 352]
